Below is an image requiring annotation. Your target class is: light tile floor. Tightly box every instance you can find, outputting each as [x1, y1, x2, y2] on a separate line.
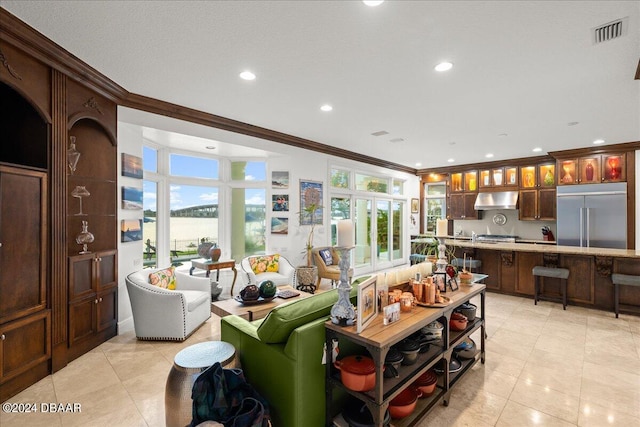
[2, 292, 640, 427]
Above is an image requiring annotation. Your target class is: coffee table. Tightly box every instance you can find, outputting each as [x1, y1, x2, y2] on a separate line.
[211, 285, 311, 321]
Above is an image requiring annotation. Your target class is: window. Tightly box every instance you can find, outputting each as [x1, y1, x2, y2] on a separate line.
[143, 146, 157, 173]
[356, 173, 388, 193]
[330, 196, 351, 245]
[170, 154, 218, 179]
[231, 188, 266, 259]
[392, 179, 404, 195]
[143, 180, 157, 267]
[231, 161, 266, 181]
[170, 184, 219, 262]
[424, 182, 446, 234]
[330, 168, 350, 189]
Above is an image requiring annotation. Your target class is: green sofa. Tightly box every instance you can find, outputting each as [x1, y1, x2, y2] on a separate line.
[220, 278, 367, 427]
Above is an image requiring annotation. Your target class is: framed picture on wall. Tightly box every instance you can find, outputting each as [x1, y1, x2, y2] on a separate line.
[121, 219, 143, 242]
[122, 153, 143, 179]
[272, 171, 289, 189]
[272, 194, 289, 212]
[299, 179, 323, 225]
[411, 198, 419, 213]
[271, 217, 289, 234]
[122, 186, 143, 210]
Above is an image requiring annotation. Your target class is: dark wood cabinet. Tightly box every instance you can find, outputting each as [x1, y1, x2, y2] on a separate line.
[68, 251, 117, 357]
[0, 165, 49, 401]
[448, 193, 479, 220]
[519, 188, 556, 221]
[557, 153, 626, 185]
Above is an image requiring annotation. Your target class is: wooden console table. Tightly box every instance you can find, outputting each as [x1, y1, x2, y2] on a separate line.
[326, 282, 487, 426]
[190, 259, 238, 295]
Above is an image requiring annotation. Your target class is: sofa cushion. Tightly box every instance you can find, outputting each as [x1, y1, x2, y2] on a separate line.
[148, 266, 176, 290]
[319, 248, 333, 266]
[249, 254, 280, 274]
[257, 276, 369, 344]
[182, 290, 210, 312]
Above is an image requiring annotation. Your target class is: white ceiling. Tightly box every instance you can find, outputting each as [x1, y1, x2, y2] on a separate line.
[3, 1, 639, 170]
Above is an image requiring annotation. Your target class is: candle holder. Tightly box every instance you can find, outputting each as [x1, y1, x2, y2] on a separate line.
[330, 246, 356, 326]
[71, 185, 90, 216]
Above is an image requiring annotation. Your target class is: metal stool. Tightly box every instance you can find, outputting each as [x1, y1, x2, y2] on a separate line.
[165, 341, 238, 427]
[451, 258, 482, 272]
[533, 266, 569, 310]
[612, 274, 640, 318]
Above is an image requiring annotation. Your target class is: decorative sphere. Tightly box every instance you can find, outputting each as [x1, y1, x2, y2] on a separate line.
[259, 280, 277, 298]
[240, 284, 260, 301]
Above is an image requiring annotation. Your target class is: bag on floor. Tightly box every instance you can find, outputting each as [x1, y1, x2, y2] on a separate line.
[190, 361, 270, 427]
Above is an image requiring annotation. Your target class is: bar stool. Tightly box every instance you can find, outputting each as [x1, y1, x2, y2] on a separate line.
[533, 266, 569, 310]
[451, 258, 482, 273]
[612, 274, 640, 318]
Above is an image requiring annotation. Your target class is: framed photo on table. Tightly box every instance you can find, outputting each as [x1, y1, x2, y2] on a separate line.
[357, 275, 378, 333]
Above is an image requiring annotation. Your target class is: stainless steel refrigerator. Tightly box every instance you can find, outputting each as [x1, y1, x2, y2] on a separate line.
[556, 182, 627, 249]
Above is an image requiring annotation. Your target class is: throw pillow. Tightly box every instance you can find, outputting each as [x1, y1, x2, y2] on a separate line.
[148, 266, 176, 290]
[249, 254, 280, 274]
[319, 248, 333, 266]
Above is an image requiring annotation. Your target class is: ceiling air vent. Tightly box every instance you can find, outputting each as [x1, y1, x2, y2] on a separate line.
[592, 17, 628, 44]
[371, 130, 389, 137]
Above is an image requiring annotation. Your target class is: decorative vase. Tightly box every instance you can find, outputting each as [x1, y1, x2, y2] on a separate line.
[197, 240, 214, 259]
[76, 220, 94, 254]
[585, 161, 594, 181]
[296, 265, 318, 294]
[209, 246, 221, 262]
[210, 280, 223, 300]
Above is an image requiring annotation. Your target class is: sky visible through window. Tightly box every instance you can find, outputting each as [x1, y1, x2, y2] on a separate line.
[142, 150, 266, 211]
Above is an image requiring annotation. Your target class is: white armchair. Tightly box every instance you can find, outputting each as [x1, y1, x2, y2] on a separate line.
[240, 254, 295, 287]
[125, 267, 211, 341]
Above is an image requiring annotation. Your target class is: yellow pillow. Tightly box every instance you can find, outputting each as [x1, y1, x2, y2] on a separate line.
[148, 266, 176, 290]
[249, 254, 280, 274]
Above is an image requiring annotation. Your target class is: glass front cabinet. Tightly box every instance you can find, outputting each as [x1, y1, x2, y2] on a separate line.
[557, 153, 625, 185]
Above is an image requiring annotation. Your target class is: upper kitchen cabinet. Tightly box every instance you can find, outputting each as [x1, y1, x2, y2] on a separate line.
[479, 167, 518, 188]
[448, 192, 479, 220]
[450, 172, 464, 192]
[557, 153, 625, 185]
[464, 171, 478, 192]
[520, 162, 555, 189]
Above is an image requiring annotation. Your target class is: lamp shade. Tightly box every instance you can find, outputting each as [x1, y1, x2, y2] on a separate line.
[337, 219, 354, 247]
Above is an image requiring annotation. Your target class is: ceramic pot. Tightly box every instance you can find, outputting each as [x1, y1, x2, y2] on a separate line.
[342, 399, 391, 427]
[389, 387, 422, 419]
[449, 312, 468, 331]
[384, 348, 404, 378]
[209, 246, 221, 262]
[455, 302, 477, 321]
[334, 355, 377, 392]
[412, 369, 438, 397]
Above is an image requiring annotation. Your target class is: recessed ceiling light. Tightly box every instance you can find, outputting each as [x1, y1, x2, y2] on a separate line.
[239, 70, 256, 80]
[435, 62, 453, 72]
[415, 162, 422, 167]
[320, 104, 333, 112]
[593, 139, 605, 145]
[363, 0, 384, 6]
[205, 146, 216, 150]
[448, 141, 456, 145]
[532, 147, 542, 152]
[447, 158, 455, 163]
[568, 121, 579, 126]
[485, 153, 494, 158]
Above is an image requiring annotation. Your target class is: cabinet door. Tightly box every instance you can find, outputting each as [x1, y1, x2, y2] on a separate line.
[563, 255, 594, 304]
[463, 193, 479, 219]
[602, 153, 625, 182]
[578, 156, 600, 184]
[475, 250, 500, 290]
[537, 189, 556, 220]
[96, 250, 117, 292]
[0, 310, 50, 383]
[0, 167, 47, 324]
[96, 288, 117, 332]
[518, 190, 537, 220]
[69, 254, 96, 301]
[516, 252, 543, 295]
[558, 160, 577, 185]
[538, 163, 556, 187]
[68, 296, 96, 346]
[450, 173, 463, 192]
[504, 167, 518, 187]
[448, 194, 464, 219]
[520, 165, 537, 188]
[479, 170, 491, 188]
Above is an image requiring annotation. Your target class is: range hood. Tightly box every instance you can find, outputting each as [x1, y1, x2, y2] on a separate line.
[473, 191, 519, 210]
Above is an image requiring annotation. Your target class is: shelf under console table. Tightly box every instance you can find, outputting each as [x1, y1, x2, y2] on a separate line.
[325, 283, 486, 426]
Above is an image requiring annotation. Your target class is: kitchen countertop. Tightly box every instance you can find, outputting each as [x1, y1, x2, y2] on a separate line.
[444, 238, 640, 259]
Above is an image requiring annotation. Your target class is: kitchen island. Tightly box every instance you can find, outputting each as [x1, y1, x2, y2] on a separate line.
[443, 238, 640, 316]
